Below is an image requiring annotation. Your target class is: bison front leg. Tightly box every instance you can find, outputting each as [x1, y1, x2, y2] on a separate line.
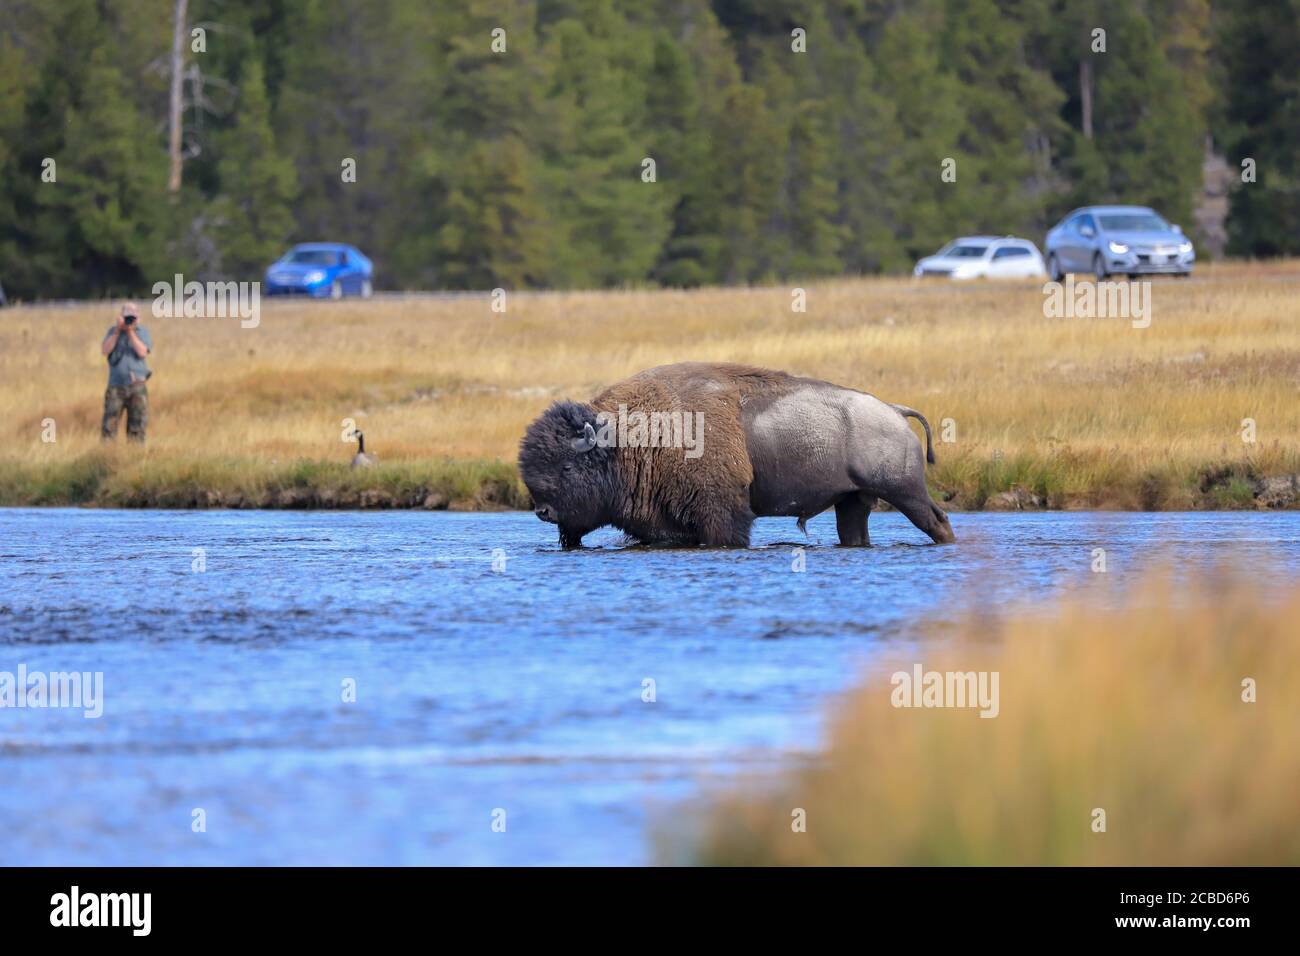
[693, 502, 755, 547]
[835, 493, 875, 546]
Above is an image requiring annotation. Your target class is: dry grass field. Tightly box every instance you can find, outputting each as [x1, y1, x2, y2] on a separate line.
[1, 259, 1297, 508]
[673, 569, 1300, 865]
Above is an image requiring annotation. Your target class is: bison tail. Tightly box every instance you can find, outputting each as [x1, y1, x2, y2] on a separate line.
[891, 404, 936, 465]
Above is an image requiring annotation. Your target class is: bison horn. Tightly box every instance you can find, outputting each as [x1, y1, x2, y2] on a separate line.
[570, 421, 598, 452]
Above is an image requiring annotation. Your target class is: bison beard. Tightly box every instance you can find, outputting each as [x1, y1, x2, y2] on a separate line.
[518, 362, 955, 549]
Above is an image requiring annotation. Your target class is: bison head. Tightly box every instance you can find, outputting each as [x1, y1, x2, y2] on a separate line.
[518, 400, 615, 548]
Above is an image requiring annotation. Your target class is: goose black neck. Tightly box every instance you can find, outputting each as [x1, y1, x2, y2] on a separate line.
[357, 433, 365, 454]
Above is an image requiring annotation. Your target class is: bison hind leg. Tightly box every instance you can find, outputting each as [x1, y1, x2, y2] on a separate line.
[835, 492, 876, 547]
[886, 488, 956, 545]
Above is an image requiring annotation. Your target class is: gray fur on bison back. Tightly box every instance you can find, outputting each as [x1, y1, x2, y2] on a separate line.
[744, 383, 925, 518]
[518, 362, 955, 548]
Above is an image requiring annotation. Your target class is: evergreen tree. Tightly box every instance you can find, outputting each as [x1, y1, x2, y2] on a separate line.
[769, 2, 909, 273]
[433, 135, 549, 289]
[1216, 0, 1300, 256]
[30, 11, 168, 297]
[0, 32, 33, 296]
[645, 31, 717, 287]
[650, 0, 744, 284]
[212, 58, 298, 278]
[1046, 0, 1202, 230]
[1092, 5, 1202, 228]
[0, 35, 26, 179]
[419, 0, 551, 288]
[783, 101, 846, 277]
[711, 82, 785, 283]
[537, 6, 671, 287]
[873, 3, 967, 260]
[1151, 0, 1214, 128]
[940, 0, 1066, 236]
[275, 0, 436, 279]
[4, 0, 107, 296]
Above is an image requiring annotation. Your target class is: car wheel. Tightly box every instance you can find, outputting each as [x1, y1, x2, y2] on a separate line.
[1093, 254, 1108, 282]
[330, 280, 343, 300]
[361, 279, 373, 299]
[1048, 254, 1063, 282]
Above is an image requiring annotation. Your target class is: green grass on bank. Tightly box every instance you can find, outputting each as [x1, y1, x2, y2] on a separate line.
[0, 446, 1296, 511]
[928, 442, 1300, 511]
[0, 452, 529, 510]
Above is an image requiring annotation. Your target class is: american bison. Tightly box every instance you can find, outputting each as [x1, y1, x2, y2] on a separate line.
[518, 362, 955, 548]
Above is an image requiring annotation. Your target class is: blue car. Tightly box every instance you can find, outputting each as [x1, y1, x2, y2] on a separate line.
[265, 243, 374, 298]
[1044, 205, 1194, 281]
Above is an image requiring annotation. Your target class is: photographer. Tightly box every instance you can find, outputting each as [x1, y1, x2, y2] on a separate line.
[100, 301, 153, 442]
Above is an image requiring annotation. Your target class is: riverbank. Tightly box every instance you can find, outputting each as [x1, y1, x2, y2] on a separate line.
[0, 453, 529, 510]
[1, 449, 1295, 511]
[4, 261, 1297, 510]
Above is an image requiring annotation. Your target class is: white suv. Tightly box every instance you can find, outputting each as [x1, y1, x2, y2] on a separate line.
[913, 236, 1047, 280]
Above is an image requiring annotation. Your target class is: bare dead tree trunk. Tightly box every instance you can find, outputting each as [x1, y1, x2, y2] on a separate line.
[1080, 58, 1093, 140]
[168, 0, 189, 194]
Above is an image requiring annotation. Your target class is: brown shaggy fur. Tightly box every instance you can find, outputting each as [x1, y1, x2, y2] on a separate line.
[589, 363, 788, 546]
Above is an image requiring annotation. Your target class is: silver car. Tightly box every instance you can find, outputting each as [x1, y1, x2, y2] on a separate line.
[1044, 205, 1194, 281]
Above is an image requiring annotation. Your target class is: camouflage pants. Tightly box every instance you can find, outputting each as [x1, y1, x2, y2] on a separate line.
[101, 382, 148, 442]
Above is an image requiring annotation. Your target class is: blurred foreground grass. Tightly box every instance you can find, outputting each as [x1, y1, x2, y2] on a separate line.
[675, 570, 1300, 865]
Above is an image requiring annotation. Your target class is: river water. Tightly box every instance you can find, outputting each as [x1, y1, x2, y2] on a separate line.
[2, 508, 1297, 865]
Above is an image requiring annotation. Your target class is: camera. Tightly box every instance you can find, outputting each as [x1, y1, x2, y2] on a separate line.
[123, 313, 137, 325]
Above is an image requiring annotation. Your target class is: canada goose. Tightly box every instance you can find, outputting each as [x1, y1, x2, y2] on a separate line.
[351, 430, 375, 469]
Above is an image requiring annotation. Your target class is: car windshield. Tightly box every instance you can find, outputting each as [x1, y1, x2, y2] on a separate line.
[1097, 213, 1169, 232]
[285, 250, 338, 265]
[947, 245, 988, 258]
